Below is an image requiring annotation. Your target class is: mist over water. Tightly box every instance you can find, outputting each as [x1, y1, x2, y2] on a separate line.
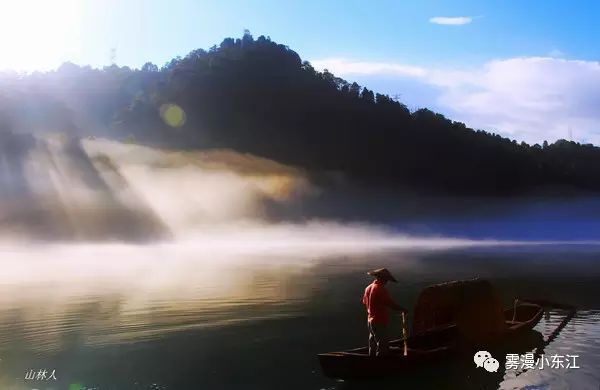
[1, 134, 540, 329]
[0, 134, 537, 355]
[1, 135, 314, 240]
[0, 134, 520, 345]
[0, 136, 599, 390]
[1, 133, 526, 247]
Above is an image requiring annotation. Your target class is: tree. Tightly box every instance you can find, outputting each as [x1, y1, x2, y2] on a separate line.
[360, 88, 375, 103]
[4, 32, 600, 196]
[321, 69, 336, 87]
[220, 38, 235, 49]
[349, 82, 361, 97]
[242, 29, 254, 46]
[141, 62, 158, 72]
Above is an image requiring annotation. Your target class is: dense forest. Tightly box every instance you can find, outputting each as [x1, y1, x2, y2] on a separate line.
[2, 31, 600, 195]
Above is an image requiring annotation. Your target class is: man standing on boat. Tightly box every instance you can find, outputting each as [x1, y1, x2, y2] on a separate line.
[362, 268, 408, 357]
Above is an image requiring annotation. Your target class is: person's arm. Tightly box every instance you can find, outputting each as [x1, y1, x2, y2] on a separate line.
[382, 289, 408, 313]
[388, 301, 409, 313]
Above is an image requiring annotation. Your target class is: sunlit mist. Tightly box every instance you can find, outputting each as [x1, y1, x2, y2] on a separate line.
[0, 132, 529, 350]
[0, 133, 578, 351]
[0, 231, 518, 351]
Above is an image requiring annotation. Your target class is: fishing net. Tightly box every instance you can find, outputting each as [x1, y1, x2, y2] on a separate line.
[412, 279, 507, 344]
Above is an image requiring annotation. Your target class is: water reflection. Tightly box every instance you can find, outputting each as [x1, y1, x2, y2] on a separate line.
[0, 243, 598, 389]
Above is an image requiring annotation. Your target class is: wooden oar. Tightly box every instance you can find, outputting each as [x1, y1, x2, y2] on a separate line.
[401, 312, 408, 356]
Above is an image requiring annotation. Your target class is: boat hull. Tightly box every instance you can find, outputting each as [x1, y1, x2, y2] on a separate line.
[318, 302, 543, 380]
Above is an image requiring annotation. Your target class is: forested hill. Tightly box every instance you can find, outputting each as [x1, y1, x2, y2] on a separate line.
[2, 31, 600, 195]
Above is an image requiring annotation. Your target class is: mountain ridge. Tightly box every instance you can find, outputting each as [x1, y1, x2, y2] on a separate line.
[2, 32, 600, 195]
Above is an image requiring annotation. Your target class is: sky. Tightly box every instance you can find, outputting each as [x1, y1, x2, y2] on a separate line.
[2, 0, 600, 144]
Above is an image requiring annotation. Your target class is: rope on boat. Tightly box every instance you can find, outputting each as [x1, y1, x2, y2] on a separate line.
[519, 298, 576, 312]
[519, 298, 577, 345]
[514, 298, 577, 377]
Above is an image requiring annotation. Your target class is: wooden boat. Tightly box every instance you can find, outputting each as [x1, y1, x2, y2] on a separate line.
[318, 279, 544, 380]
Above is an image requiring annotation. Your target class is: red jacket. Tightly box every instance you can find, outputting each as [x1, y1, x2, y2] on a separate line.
[362, 280, 395, 325]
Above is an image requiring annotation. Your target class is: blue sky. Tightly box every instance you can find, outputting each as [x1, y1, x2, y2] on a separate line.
[2, 0, 600, 144]
[71, 0, 600, 68]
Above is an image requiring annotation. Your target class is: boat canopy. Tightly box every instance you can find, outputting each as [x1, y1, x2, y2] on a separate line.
[412, 279, 507, 344]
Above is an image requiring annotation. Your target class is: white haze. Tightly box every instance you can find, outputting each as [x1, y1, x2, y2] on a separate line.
[0, 136, 558, 248]
[0, 136, 577, 348]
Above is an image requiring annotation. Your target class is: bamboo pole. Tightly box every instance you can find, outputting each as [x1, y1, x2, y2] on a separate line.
[401, 312, 408, 356]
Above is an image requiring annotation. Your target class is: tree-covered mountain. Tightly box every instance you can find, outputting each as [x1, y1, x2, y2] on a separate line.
[2, 31, 600, 195]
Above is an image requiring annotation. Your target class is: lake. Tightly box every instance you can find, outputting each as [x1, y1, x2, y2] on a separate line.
[0, 236, 598, 390]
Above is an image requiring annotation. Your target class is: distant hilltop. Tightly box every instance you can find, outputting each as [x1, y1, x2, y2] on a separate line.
[2, 32, 600, 195]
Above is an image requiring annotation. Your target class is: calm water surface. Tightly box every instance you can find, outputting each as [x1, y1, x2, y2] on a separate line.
[0, 242, 598, 390]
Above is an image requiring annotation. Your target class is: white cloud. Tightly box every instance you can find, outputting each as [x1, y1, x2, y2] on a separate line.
[310, 58, 427, 77]
[432, 57, 600, 144]
[548, 48, 565, 58]
[310, 56, 600, 145]
[429, 16, 473, 25]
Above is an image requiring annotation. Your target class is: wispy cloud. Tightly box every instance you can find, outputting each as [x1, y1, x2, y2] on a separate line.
[429, 16, 473, 25]
[310, 58, 427, 77]
[548, 48, 565, 58]
[310, 56, 600, 145]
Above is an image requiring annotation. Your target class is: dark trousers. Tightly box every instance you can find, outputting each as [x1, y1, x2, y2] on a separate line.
[368, 321, 389, 356]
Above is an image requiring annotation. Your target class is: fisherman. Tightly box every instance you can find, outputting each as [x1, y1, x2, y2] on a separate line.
[362, 268, 408, 357]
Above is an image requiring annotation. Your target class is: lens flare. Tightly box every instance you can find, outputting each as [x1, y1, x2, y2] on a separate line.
[159, 103, 186, 128]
